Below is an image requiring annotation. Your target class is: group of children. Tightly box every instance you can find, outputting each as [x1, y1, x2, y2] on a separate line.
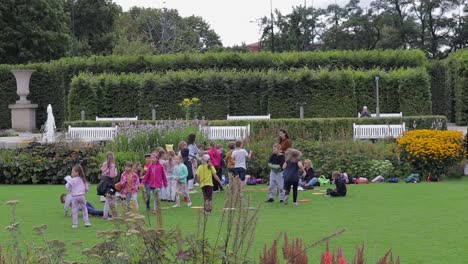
[62, 131, 347, 228]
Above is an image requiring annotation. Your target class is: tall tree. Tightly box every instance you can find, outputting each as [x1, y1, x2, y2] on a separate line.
[115, 7, 221, 54]
[0, 0, 70, 64]
[67, 0, 121, 56]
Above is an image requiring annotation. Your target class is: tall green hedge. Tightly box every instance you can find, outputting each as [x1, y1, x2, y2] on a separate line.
[446, 50, 468, 125]
[430, 61, 451, 119]
[0, 50, 428, 128]
[67, 68, 432, 121]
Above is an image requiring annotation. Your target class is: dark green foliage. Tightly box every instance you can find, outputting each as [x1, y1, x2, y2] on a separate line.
[0, 142, 102, 184]
[0, 50, 432, 128]
[446, 50, 468, 125]
[430, 61, 451, 118]
[0, 0, 70, 64]
[67, 69, 432, 122]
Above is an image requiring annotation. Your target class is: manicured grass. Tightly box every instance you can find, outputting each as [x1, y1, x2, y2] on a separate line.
[1, 180, 468, 263]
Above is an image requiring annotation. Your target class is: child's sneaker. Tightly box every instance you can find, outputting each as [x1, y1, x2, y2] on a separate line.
[187, 202, 192, 207]
[298, 186, 305, 191]
[72, 225, 78, 229]
[194, 183, 200, 187]
[84, 222, 92, 227]
[293, 202, 298, 206]
[172, 204, 180, 208]
[265, 198, 274, 203]
[284, 195, 289, 205]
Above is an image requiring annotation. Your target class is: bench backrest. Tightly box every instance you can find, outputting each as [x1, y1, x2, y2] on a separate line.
[68, 126, 118, 141]
[353, 123, 406, 140]
[200, 124, 250, 140]
[358, 112, 403, 118]
[96, 116, 138, 121]
[227, 114, 270, 120]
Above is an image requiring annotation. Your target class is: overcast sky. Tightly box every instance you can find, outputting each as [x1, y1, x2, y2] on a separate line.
[113, 0, 371, 46]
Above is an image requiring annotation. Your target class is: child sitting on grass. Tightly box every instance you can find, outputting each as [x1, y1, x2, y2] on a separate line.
[61, 193, 104, 217]
[325, 171, 347, 197]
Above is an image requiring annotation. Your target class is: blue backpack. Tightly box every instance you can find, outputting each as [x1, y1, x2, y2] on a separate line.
[388, 177, 399, 183]
[405, 173, 420, 183]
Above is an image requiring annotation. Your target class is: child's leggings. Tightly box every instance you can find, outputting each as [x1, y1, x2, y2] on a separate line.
[125, 193, 139, 209]
[284, 181, 298, 203]
[149, 188, 161, 210]
[103, 195, 117, 217]
[72, 195, 89, 225]
[175, 182, 190, 206]
[268, 171, 285, 200]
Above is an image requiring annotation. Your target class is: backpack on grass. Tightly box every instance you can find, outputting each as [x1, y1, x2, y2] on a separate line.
[388, 177, 399, 183]
[318, 175, 330, 185]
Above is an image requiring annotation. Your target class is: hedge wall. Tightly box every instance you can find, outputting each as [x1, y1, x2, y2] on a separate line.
[0, 50, 428, 128]
[67, 68, 432, 121]
[63, 116, 447, 141]
[430, 60, 451, 119]
[447, 50, 468, 125]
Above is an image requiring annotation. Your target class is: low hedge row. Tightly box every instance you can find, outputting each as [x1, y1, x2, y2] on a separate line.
[67, 68, 432, 121]
[63, 116, 447, 141]
[0, 50, 428, 128]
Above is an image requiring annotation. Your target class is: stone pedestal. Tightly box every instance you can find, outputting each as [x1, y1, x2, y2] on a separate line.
[9, 69, 37, 131]
[9, 103, 38, 131]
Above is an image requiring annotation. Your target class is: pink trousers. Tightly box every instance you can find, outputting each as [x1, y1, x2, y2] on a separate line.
[72, 195, 89, 225]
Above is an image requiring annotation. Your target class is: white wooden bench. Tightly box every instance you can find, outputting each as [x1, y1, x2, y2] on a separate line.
[67, 126, 118, 141]
[227, 114, 270, 120]
[199, 124, 250, 140]
[353, 123, 406, 140]
[96, 116, 138, 121]
[358, 112, 403, 118]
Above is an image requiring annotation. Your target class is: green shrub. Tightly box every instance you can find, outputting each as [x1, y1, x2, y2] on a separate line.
[0, 50, 429, 128]
[0, 142, 102, 184]
[67, 68, 432, 121]
[446, 50, 468, 125]
[294, 139, 407, 179]
[430, 60, 451, 118]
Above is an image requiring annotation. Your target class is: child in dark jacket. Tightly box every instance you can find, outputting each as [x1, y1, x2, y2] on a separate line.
[326, 171, 347, 197]
[266, 144, 285, 203]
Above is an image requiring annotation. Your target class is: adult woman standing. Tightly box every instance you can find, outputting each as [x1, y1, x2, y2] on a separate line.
[278, 129, 292, 153]
[187, 133, 199, 193]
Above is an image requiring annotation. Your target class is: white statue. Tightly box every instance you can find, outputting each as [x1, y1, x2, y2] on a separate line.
[43, 104, 56, 143]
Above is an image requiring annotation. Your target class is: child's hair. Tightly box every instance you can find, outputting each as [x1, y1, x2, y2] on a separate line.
[235, 139, 243, 148]
[60, 193, 67, 203]
[156, 147, 166, 159]
[228, 141, 236, 150]
[72, 164, 88, 183]
[210, 141, 216, 148]
[332, 171, 341, 179]
[278, 129, 290, 140]
[181, 148, 189, 158]
[202, 154, 212, 169]
[217, 144, 223, 149]
[125, 161, 133, 168]
[304, 159, 313, 168]
[285, 148, 302, 162]
[167, 150, 176, 164]
[133, 162, 142, 176]
[178, 141, 187, 151]
[187, 134, 196, 145]
[106, 151, 115, 168]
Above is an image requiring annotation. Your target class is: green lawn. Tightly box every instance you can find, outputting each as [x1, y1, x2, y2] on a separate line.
[1, 180, 468, 263]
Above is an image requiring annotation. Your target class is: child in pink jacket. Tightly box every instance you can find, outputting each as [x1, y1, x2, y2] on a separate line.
[120, 161, 140, 210]
[141, 153, 168, 214]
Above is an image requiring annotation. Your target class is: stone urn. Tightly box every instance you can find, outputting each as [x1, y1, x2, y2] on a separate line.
[12, 70, 35, 103]
[8, 69, 38, 131]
